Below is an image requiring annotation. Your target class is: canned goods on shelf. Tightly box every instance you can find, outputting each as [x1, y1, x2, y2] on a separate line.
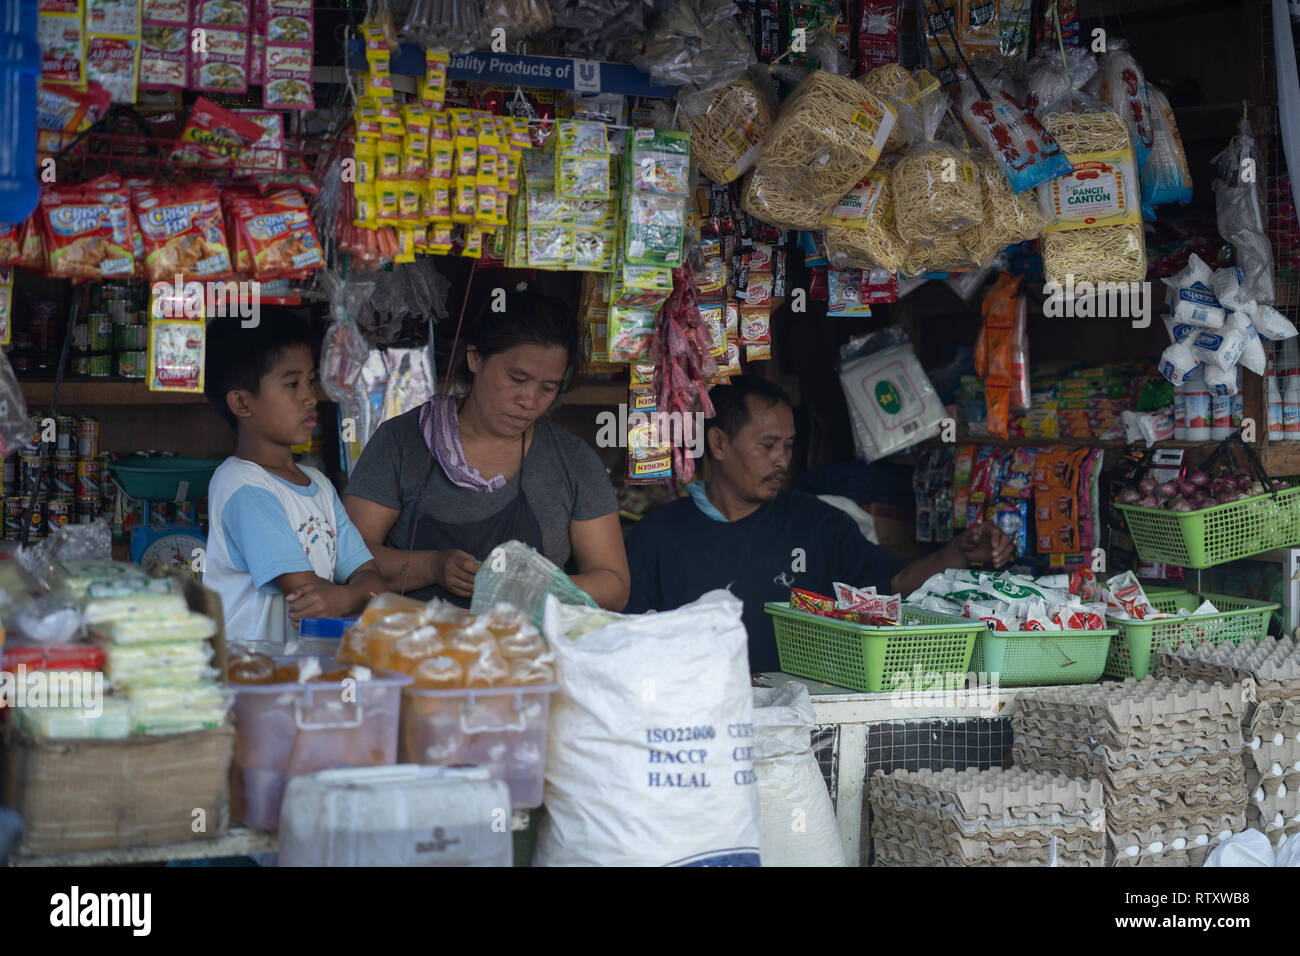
[76, 416, 99, 459]
[23, 416, 42, 454]
[118, 350, 146, 378]
[50, 453, 76, 497]
[147, 501, 171, 528]
[173, 500, 195, 525]
[88, 352, 113, 377]
[54, 416, 75, 454]
[75, 497, 97, 524]
[76, 457, 101, 499]
[2, 496, 23, 540]
[19, 453, 43, 497]
[25, 499, 46, 540]
[115, 324, 147, 351]
[122, 496, 146, 538]
[1, 455, 15, 496]
[47, 497, 72, 535]
[71, 323, 90, 351]
[87, 313, 112, 351]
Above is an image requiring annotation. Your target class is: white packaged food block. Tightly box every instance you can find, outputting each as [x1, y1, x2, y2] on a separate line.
[839, 344, 944, 460]
[536, 589, 760, 867]
[279, 765, 512, 867]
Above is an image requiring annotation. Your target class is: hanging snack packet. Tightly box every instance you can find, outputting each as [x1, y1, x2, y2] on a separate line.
[858, 64, 920, 154]
[958, 79, 1072, 194]
[608, 306, 656, 361]
[234, 110, 286, 176]
[191, 0, 249, 94]
[1139, 83, 1192, 217]
[169, 97, 265, 167]
[133, 183, 230, 282]
[147, 315, 204, 393]
[424, 49, 449, 111]
[230, 190, 324, 279]
[40, 9, 86, 88]
[1024, 48, 1099, 117]
[36, 80, 111, 155]
[1035, 90, 1146, 285]
[264, 43, 313, 110]
[961, 155, 1048, 266]
[89, 0, 142, 34]
[39, 179, 134, 281]
[141, 0, 190, 91]
[556, 120, 610, 201]
[87, 35, 140, 104]
[684, 71, 775, 183]
[1091, 41, 1154, 170]
[891, 73, 981, 244]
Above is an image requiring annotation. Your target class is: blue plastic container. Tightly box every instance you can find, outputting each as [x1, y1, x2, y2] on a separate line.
[0, 1, 39, 224]
[299, 617, 357, 638]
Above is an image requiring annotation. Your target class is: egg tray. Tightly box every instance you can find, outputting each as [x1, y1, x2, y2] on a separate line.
[872, 833, 1107, 867]
[868, 767, 1103, 818]
[1109, 843, 1212, 867]
[869, 795, 1106, 837]
[872, 817, 1107, 863]
[1107, 812, 1248, 851]
[1014, 677, 1246, 731]
[1246, 808, 1300, 847]
[1012, 738, 1244, 778]
[1017, 745, 1246, 788]
[1013, 713, 1244, 750]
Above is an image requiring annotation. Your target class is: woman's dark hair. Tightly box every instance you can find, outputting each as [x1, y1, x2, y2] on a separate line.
[205, 310, 318, 430]
[704, 375, 794, 459]
[451, 289, 578, 392]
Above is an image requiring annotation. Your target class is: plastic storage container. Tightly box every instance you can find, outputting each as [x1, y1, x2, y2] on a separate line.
[108, 457, 221, 502]
[1116, 487, 1300, 568]
[278, 765, 512, 867]
[296, 617, 357, 655]
[764, 603, 984, 692]
[969, 626, 1116, 687]
[400, 683, 558, 808]
[0, 1, 39, 224]
[1104, 591, 1278, 679]
[228, 656, 413, 830]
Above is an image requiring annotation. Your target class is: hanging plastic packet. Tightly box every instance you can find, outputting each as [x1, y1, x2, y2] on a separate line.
[191, 0, 249, 94]
[958, 75, 1072, 194]
[555, 120, 610, 201]
[1157, 339, 1199, 385]
[1190, 326, 1246, 372]
[1090, 40, 1154, 170]
[132, 183, 230, 282]
[147, 315, 205, 393]
[683, 69, 775, 183]
[1245, 303, 1299, 341]
[39, 177, 134, 281]
[891, 72, 981, 244]
[1024, 48, 1099, 117]
[1166, 284, 1226, 328]
[1139, 83, 1192, 217]
[169, 98, 265, 167]
[1203, 362, 1238, 397]
[87, 34, 140, 104]
[961, 153, 1048, 267]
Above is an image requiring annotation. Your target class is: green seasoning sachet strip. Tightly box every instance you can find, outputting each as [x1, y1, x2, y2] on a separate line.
[625, 193, 686, 266]
[629, 128, 691, 196]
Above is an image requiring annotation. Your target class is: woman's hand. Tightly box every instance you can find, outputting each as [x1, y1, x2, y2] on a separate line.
[434, 549, 480, 597]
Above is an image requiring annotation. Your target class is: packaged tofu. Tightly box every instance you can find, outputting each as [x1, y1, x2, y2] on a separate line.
[16, 699, 132, 740]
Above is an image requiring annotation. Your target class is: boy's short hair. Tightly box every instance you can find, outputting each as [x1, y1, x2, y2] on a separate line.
[205, 311, 318, 430]
[704, 375, 794, 459]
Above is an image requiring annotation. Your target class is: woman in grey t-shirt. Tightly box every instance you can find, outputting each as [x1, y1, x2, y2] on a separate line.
[342, 291, 629, 611]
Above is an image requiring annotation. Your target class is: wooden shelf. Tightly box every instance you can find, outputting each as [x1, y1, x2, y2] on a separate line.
[20, 380, 209, 407]
[562, 382, 627, 406]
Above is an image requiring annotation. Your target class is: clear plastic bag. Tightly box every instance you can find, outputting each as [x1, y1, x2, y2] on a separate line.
[0, 346, 28, 458]
[1024, 48, 1099, 117]
[471, 540, 597, 632]
[838, 327, 944, 459]
[632, 0, 755, 93]
[961, 153, 1048, 267]
[1212, 117, 1275, 306]
[482, 0, 554, 43]
[1088, 40, 1155, 170]
[401, 0, 487, 52]
[1139, 83, 1193, 217]
[18, 518, 113, 590]
[858, 64, 921, 154]
[681, 68, 776, 183]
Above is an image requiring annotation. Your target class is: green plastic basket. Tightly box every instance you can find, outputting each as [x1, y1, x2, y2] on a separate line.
[1103, 591, 1278, 680]
[765, 603, 983, 693]
[109, 457, 221, 502]
[969, 628, 1116, 687]
[1116, 488, 1300, 569]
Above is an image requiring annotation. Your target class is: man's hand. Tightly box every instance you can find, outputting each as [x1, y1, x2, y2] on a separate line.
[434, 549, 480, 598]
[285, 580, 354, 622]
[950, 521, 1014, 569]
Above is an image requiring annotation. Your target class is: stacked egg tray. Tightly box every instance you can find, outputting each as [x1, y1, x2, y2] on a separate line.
[1012, 678, 1247, 867]
[1158, 636, 1300, 850]
[867, 767, 1106, 867]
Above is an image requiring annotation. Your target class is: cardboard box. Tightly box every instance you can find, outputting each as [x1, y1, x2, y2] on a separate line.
[1, 724, 234, 857]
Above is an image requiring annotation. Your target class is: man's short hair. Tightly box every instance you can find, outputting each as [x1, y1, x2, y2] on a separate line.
[704, 375, 794, 459]
[205, 310, 317, 430]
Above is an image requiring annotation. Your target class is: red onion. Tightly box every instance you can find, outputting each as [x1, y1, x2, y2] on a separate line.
[1177, 479, 1197, 497]
[1276, 480, 1290, 490]
[1187, 470, 1210, 488]
[1170, 499, 1195, 512]
[1140, 495, 1159, 508]
[1218, 491, 1241, 504]
[1235, 473, 1252, 490]
[1116, 488, 1142, 505]
[1138, 477, 1157, 496]
[1157, 480, 1178, 500]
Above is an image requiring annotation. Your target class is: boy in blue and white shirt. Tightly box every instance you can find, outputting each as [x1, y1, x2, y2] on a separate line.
[204, 313, 384, 645]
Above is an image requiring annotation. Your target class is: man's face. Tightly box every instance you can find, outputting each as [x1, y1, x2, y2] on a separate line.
[710, 396, 795, 502]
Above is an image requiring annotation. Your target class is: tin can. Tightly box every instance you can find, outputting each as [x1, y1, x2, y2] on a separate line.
[47, 497, 72, 536]
[18, 452, 43, 497]
[50, 453, 76, 497]
[71, 321, 90, 351]
[2, 496, 23, 539]
[25, 498, 45, 540]
[115, 324, 147, 350]
[122, 495, 146, 539]
[147, 501, 171, 528]
[54, 415, 75, 453]
[88, 312, 113, 351]
[118, 350, 146, 378]
[173, 499, 195, 525]
[23, 416, 42, 454]
[89, 352, 113, 377]
[72, 355, 91, 376]
[1, 455, 14, 496]
[76, 497, 97, 524]
[76, 417, 99, 458]
[76, 457, 101, 499]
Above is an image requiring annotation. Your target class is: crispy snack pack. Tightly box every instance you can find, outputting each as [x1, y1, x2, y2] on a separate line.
[133, 184, 231, 282]
[39, 176, 135, 281]
[227, 189, 324, 279]
[168, 97, 266, 167]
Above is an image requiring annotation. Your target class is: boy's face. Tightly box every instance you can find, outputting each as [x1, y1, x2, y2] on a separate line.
[234, 344, 318, 446]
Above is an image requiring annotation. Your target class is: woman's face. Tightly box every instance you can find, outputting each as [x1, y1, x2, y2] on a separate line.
[467, 343, 569, 438]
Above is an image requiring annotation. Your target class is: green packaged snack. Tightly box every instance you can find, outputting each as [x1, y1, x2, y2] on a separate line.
[629, 128, 691, 195]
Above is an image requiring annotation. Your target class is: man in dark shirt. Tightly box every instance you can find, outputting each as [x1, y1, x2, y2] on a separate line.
[624, 375, 1014, 672]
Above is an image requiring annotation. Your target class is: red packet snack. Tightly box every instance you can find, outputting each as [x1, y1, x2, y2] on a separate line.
[0, 222, 19, 265]
[1103, 571, 1159, 620]
[39, 10, 85, 88]
[264, 43, 314, 110]
[190, 24, 249, 95]
[739, 305, 771, 346]
[1054, 603, 1106, 631]
[964, 602, 1012, 631]
[230, 190, 324, 279]
[141, 2, 191, 92]
[169, 97, 265, 167]
[790, 588, 836, 615]
[848, 592, 902, 621]
[86, 36, 140, 105]
[18, 215, 46, 272]
[833, 582, 872, 608]
[37, 80, 112, 154]
[39, 180, 135, 281]
[133, 184, 231, 282]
